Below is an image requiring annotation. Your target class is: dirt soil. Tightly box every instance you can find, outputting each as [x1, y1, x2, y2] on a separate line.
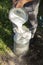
[0, 34, 43, 65]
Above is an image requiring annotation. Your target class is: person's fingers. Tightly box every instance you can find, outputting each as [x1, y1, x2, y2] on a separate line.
[16, 0, 32, 8]
[16, 1, 23, 8]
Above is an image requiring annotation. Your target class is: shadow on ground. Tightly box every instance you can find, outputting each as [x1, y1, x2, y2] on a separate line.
[17, 30, 43, 65]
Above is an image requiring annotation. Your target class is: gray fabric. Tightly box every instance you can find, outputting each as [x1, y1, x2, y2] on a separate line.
[24, 0, 40, 38]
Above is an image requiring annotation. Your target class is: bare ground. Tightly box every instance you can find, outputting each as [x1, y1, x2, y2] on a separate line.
[0, 33, 43, 65]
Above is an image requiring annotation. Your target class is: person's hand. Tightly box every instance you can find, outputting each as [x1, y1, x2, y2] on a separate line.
[15, 0, 32, 8]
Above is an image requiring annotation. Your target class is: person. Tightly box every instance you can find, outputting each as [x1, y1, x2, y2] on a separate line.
[11, 0, 40, 59]
[12, 0, 40, 38]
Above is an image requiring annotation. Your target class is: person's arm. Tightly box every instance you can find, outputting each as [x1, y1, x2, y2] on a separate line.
[13, 0, 32, 8]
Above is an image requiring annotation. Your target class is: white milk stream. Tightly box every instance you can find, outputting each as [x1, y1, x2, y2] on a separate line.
[9, 8, 31, 56]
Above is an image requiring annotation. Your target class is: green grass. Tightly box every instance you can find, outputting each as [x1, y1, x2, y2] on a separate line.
[0, 0, 13, 54]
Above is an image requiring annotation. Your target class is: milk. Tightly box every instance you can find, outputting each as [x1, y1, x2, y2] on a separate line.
[9, 8, 31, 56]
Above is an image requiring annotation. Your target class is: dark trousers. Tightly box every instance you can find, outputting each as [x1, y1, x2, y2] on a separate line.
[24, 0, 40, 38]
